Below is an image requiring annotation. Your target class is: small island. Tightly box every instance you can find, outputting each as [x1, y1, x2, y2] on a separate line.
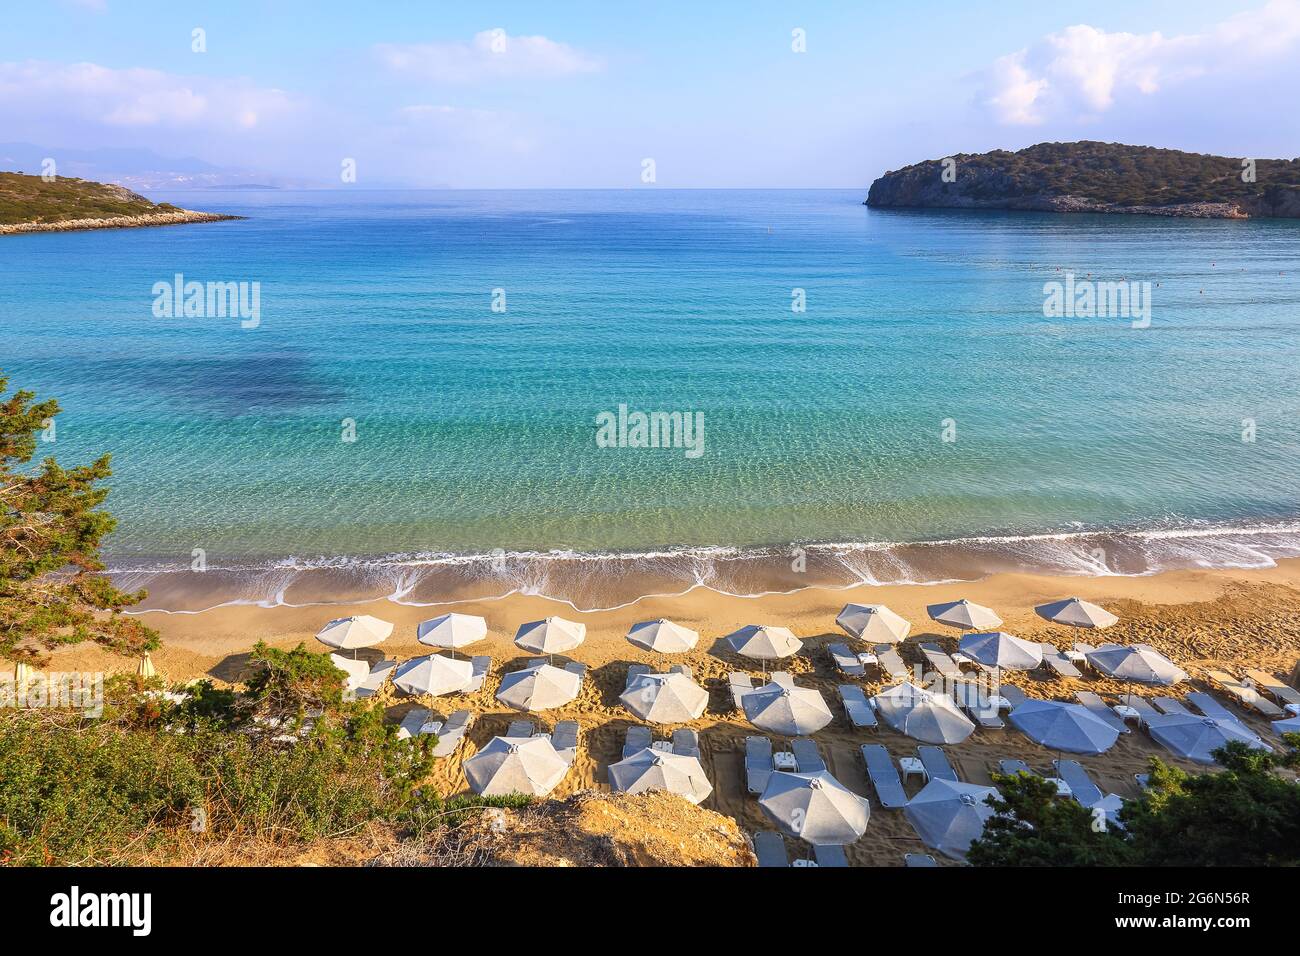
[866, 142, 1300, 219]
[0, 171, 242, 235]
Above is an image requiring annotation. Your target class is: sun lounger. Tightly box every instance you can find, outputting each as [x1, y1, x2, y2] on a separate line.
[919, 642, 963, 680]
[905, 853, 939, 867]
[1040, 643, 1083, 678]
[771, 671, 796, 688]
[1242, 668, 1300, 707]
[672, 728, 700, 758]
[746, 736, 774, 795]
[953, 680, 1005, 729]
[552, 720, 580, 764]
[874, 644, 909, 682]
[430, 709, 473, 757]
[998, 759, 1033, 777]
[729, 672, 753, 711]
[917, 745, 959, 783]
[1121, 695, 1162, 728]
[829, 642, 865, 677]
[1207, 670, 1285, 717]
[507, 719, 535, 738]
[861, 744, 908, 809]
[1053, 759, 1104, 806]
[623, 724, 654, 759]
[668, 664, 693, 679]
[1072, 642, 1097, 655]
[999, 685, 1029, 709]
[354, 659, 397, 699]
[396, 707, 443, 741]
[465, 656, 491, 692]
[792, 737, 826, 774]
[1075, 691, 1130, 734]
[1185, 692, 1245, 724]
[814, 844, 849, 867]
[526, 657, 548, 669]
[1135, 773, 1151, 791]
[1153, 697, 1193, 716]
[753, 831, 788, 867]
[624, 664, 651, 687]
[330, 653, 372, 697]
[838, 684, 878, 729]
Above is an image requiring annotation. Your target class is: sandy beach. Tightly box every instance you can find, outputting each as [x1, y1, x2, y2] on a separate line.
[45, 558, 1300, 866]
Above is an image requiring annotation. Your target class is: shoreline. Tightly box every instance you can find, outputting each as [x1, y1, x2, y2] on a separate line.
[0, 209, 245, 235]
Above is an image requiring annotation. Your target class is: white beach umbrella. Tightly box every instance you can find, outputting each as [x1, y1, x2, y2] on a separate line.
[759, 771, 870, 846]
[626, 618, 699, 654]
[607, 749, 713, 805]
[1035, 597, 1119, 629]
[872, 681, 976, 744]
[417, 613, 488, 657]
[514, 617, 586, 658]
[495, 662, 581, 712]
[742, 681, 834, 736]
[13, 661, 33, 686]
[1147, 714, 1270, 765]
[392, 653, 474, 696]
[620, 672, 709, 724]
[835, 604, 911, 644]
[1086, 644, 1186, 686]
[927, 599, 1002, 632]
[464, 735, 570, 797]
[959, 632, 1042, 671]
[726, 624, 801, 675]
[1007, 699, 1120, 755]
[137, 653, 157, 679]
[904, 779, 998, 860]
[315, 615, 393, 655]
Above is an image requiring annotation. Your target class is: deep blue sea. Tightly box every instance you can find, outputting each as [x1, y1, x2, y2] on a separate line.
[3, 189, 1300, 609]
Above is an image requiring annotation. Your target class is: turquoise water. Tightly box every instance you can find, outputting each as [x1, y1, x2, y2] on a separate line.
[3, 189, 1300, 608]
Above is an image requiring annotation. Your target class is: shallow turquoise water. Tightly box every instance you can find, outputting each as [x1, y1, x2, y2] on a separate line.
[3, 189, 1300, 604]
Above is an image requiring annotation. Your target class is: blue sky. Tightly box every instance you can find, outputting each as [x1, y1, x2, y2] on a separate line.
[1, 0, 1296, 187]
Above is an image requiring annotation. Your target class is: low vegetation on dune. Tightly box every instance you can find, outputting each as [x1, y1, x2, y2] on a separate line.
[0, 172, 180, 225]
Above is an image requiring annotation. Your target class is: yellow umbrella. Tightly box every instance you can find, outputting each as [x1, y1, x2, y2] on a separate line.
[137, 653, 156, 679]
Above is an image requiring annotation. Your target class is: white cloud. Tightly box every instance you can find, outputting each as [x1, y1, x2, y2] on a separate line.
[982, 0, 1300, 124]
[375, 29, 603, 84]
[0, 60, 298, 130]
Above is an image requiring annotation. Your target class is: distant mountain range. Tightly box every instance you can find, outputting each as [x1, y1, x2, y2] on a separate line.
[867, 142, 1300, 219]
[0, 143, 325, 191]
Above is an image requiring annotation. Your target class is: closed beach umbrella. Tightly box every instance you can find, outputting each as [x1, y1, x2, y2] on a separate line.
[464, 735, 569, 796]
[927, 599, 1002, 632]
[607, 749, 713, 805]
[872, 681, 976, 744]
[315, 615, 393, 655]
[392, 653, 473, 696]
[13, 661, 32, 685]
[514, 617, 586, 657]
[1035, 597, 1118, 629]
[417, 613, 488, 656]
[726, 624, 801, 675]
[137, 653, 157, 679]
[959, 632, 1042, 671]
[620, 672, 709, 724]
[626, 618, 699, 654]
[742, 681, 834, 736]
[1008, 700, 1120, 755]
[1086, 644, 1186, 685]
[759, 771, 870, 846]
[1147, 715, 1270, 765]
[496, 662, 581, 712]
[836, 604, 911, 644]
[904, 779, 998, 860]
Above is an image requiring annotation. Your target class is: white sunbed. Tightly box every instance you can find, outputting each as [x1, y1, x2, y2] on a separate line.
[828, 642, 865, 677]
[838, 684, 878, 729]
[917, 745, 958, 783]
[791, 737, 826, 774]
[330, 653, 372, 697]
[396, 707, 443, 741]
[466, 656, 492, 692]
[672, 728, 701, 759]
[814, 844, 849, 867]
[1206, 670, 1285, 718]
[953, 680, 1005, 730]
[904, 853, 938, 867]
[874, 645, 909, 682]
[998, 758, 1033, 777]
[745, 736, 774, 795]
[861, 744, 907, 809]
[626, 663, 652, 688]
[507, 719, 535, 738]
[919, 642, 963, 681]
[430, 710, 473, 757]
[668, 664, 693, 679]
[1152, 697, 1193, 717]
[353, 659, 397, 699]
[753, 831, 788, 867]
[729, 672, 753, 711]
[770, 671, 796, 688]
[623, 724, 654, 759]
[1053, 759, 1105, 807]
[552, 720, 581, 765]
[1242, 668, 1300, 708]
[1075, 691, 1130, 734]
[1040, 643, 1083, 679]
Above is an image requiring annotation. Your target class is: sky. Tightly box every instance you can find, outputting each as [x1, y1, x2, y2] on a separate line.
[1, 0, 1298, 187]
